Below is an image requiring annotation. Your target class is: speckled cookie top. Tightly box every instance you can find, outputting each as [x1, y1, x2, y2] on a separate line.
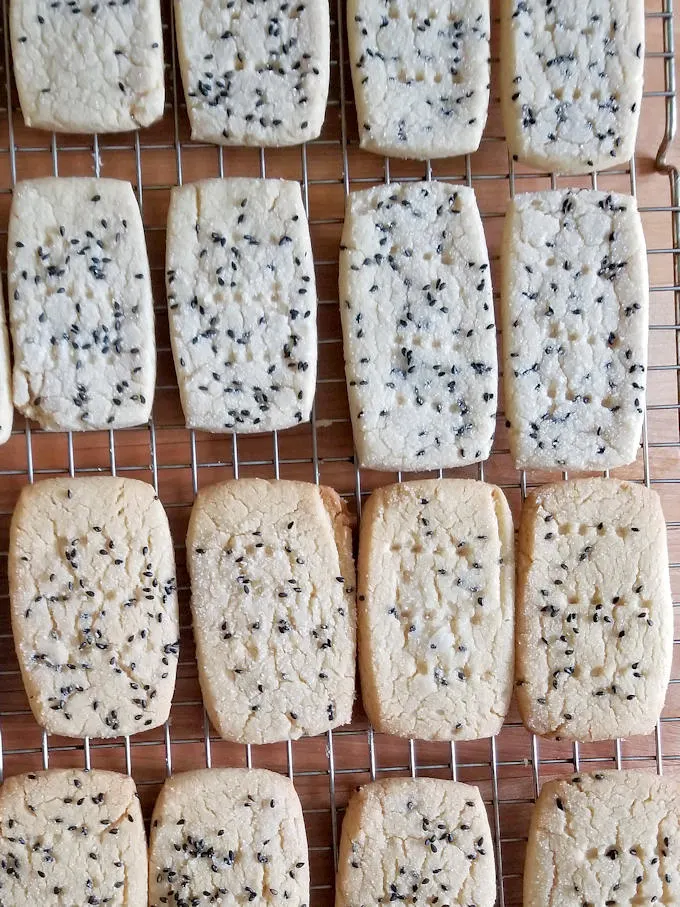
[525, 771, 680, 907]
[340, 181, 496, 471]
[358, 479, 514, 741]
[149, 768, 309, 907]
[9, 476, 179, 738]
[166, 178, 317, 433]
[501, 0, 644, 173]
[175, 0, 330, 146]
[501, 189, 648, 470]
[0, 768, 147, 906]
[8, 178, 155, 432]
[516, 479, 672, 742]
[187, 478, 356, 744]
[347, 0, 490, 159]
[337, 778, 495, 907]
[10, 0, 164, 132]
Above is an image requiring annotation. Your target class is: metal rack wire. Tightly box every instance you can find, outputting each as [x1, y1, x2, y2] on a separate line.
[0, 0, 676, 904]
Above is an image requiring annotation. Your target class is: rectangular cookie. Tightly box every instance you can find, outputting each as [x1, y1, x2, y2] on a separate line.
[347, 0, 490, 159]
[149, 768, 308, 907]
[9, 178, 156, 432]
[0, 286, 13, 445]
[337, 778, 495, 907]
[9, 477, 179, 738]
[10, 0, 164, 132]
[500, 0, 644, 173]
[175, 0, 329, 146]
[358, 479, 514, 741]
[501, 189, 648, 470]
[525, 770, 680, 907]
[516, 479, 672, 742]
[340, 182, 497, 471]
[187, 478, 356, 744]
[166, 178, 317, 433]
[0, 768, 147, 906]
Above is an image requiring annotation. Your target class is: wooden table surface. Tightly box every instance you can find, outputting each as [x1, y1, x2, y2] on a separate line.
[0, 0, 677, 904]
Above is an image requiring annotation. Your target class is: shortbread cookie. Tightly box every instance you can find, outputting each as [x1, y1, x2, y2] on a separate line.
[358, 479, 514, 741]
[175, 0, 329, 146]
[149, 768, 308, 907]
[501, 189, 648, 470]
[500, 0, 644, 173]
[340, 182, 496, 471]
[0, 286, 12, 445]
[166, 178, 317, 433]
[187, 478, 356, 744]
[337, 778, 495, 907]
[525, 770, 680, 907]
[10, 0, 164, 133]
[9, 477, 179, 738]
[347, 0, 490, 159]
[9, 178, 155, 431]
[0, 768, 146, 906]
[516, 479, 672, 742]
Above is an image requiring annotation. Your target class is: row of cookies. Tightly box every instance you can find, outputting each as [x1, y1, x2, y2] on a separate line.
[343, 181, 648, 472]
[1, 765, 678, 906]
[10, 0, 646, 178]
[8, 473, 672, 744]
[0, 175, 318, 439]
[0, 176, 650, 479]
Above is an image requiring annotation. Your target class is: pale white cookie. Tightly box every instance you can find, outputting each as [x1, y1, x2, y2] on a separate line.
[500, 0, 644, 174]
[9, 477, 179, 738]
[166, 178, 317, 433]
[516, 479, 672, 742]
[358, 479, 514, 741]
[0, 285, 13, 445]
[501, 189, 648, 470]
[9, 178, 155, 431]
[10, 0, 164, 133]
[347, 0, 490, 160]
[337, 778, 495, 907]
[175, 0, 329, 146]
[525, 770, 680, 907]
[0, 768, 146, 906]
[187, 478, 356, 744]
[340, 182, 496, 471]
[149, 768, 309, 907]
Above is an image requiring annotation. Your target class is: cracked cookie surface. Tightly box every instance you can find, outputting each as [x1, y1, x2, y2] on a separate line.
[501, 189, 648, 470]
[166, 178, 317, 433]
[9, 476, 179, 738]
[149, 768, 308, 907]
[500, 0, 644, 173]
[358, 479, 514, 741]
[347, 0, 490, 159]
[525, 770, 680, 907]
[9, 178, 155, 432]
[340, 181, 496, 471]
[337, 778, 495, 907]
[175, 0, 329, 145]
[0, 768, 146, 906]
[10, 0, 164, 132]
[187, 478, 356, 744]
[516, 479, 672, 742]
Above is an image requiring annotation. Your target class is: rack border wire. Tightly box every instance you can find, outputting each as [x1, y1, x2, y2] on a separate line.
[0, 0, 675, 905]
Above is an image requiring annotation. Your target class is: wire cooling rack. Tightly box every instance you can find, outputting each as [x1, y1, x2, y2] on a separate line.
[0, 0, 677, 904]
